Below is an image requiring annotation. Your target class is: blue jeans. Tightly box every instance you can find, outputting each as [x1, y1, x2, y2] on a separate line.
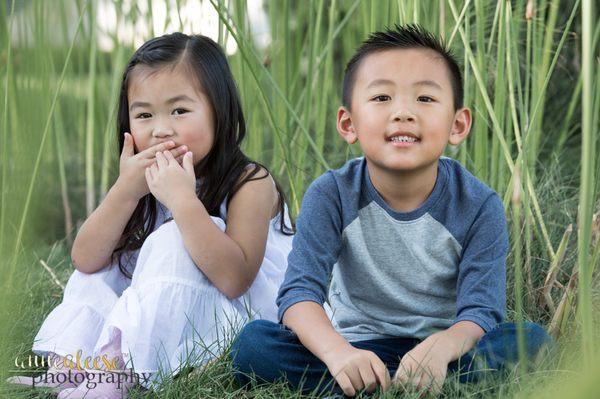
[231, 320, 552, 395]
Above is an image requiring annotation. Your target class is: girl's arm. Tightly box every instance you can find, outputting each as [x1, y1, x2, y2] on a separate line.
[71, 181, 139, 273]
[72, 135, 187, 273]
[170, 168, 278, 299]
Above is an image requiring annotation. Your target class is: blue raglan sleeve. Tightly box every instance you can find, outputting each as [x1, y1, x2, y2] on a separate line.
[276, 173, 344, 322]
[454, 193, 508, 332]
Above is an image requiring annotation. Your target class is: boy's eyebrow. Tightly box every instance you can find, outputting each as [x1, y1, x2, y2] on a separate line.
[129, 94, 196, 111]
[365, 78, 395, 89]
[413, 80, 443, 90]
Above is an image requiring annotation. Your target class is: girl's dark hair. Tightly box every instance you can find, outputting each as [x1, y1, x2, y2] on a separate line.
[342, 24, 463, 110]
[113, 32, 294, 278]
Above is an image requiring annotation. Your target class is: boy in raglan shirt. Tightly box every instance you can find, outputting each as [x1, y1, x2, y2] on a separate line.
[232, 24, 552, 396]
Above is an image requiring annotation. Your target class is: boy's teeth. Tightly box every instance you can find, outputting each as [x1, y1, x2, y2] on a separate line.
[391, 136, 418, 143]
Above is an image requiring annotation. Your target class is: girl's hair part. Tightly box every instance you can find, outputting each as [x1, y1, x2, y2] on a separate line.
[113, 32, 294, 278]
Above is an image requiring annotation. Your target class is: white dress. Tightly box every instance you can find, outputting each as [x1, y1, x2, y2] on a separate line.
[32, 197, 293, 387]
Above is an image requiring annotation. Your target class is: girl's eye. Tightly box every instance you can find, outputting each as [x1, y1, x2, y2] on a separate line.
[136, 112, 152, 119]
[418, 96, 435, 103]
[172, 108, 189, 115]
[372, 95, 391, 102]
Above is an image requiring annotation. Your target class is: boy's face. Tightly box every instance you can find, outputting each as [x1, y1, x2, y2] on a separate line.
[337, 48, 471, 175]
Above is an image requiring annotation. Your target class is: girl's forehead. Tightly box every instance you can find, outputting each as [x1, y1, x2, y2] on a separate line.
[127, 62, 204, 98]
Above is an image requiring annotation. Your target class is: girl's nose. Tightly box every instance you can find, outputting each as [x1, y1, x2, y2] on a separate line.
[152, 126, 175, 138]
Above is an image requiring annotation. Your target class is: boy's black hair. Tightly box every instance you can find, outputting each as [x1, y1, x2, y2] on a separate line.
[342, 24, 463, 110]
[113, 33, 294, 278]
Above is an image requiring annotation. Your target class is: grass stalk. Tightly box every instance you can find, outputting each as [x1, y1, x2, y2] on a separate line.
[577, 0, 596, 364]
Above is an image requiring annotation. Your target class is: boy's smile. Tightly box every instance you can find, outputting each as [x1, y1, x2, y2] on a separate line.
[337, 48, 471, 181]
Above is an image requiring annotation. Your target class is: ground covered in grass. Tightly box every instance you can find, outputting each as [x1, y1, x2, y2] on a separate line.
[1, 240, 597, 399]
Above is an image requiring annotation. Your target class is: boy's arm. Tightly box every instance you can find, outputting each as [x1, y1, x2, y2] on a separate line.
[393, 193, 508, 392]
[277, 175, 390, 396]
[283, 302, 390, 396]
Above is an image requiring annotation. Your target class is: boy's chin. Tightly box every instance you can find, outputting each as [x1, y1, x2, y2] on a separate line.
[366, 157, 438, 176]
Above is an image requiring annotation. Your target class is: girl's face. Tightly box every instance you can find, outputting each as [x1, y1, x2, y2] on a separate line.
[127, 63, 215, 165]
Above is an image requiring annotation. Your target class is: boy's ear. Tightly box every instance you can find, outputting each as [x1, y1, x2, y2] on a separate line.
[337, 106, 358, 144]
[449, 107, 472, 146]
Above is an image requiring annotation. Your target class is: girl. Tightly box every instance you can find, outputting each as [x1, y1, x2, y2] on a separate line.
[9, 32, 294, 398]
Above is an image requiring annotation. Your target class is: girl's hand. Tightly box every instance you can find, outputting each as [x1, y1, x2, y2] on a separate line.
[116, 133, 188, 201]
[145, 150, 197, 211]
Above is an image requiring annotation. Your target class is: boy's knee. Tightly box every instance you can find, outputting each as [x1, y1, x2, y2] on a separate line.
[522, 322, 553, 350]
[231, 320, 279, 386]
[231, 320, 276, 365]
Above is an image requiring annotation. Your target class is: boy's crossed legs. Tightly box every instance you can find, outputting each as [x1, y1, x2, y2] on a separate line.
[231, 320, 552, 396]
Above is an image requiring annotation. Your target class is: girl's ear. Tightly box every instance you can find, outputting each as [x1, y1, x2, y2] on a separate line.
[337, 106, 358, 144]
[448, 107, 472, 146]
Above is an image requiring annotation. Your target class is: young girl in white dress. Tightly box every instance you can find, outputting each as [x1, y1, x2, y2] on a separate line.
[9, 32, 294, 398]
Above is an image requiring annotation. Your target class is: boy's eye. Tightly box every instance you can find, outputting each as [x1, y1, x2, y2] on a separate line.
[136, 112, 152, 119]
[417, 96, 435, 103]
[372, 95, 391, 102]
[172, 108, 189, 115]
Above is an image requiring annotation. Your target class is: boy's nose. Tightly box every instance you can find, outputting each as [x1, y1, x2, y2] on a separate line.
[392, 108, 416, 123]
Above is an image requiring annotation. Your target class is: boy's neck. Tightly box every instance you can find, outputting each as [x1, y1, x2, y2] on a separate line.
[366, 159, 439, 213]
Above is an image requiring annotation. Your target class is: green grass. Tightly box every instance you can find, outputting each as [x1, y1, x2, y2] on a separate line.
[1, 0, 599, 397]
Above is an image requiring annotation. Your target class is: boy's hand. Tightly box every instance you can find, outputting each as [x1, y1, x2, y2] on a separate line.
[116, 133, 188, 202]
[145, 150, 197, 211]
[393, 338, 450, 394]
[322, 343, 390, 397]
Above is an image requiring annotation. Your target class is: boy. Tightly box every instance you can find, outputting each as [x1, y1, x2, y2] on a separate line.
[231, 24, 551, 396]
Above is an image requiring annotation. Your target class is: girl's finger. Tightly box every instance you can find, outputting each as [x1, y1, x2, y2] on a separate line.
[138, 140, 175, 159]
[169, 145, 188, 159]
[163, 150, 176, 164]
[121, 133, 135, 159]
[155, 151, 168, 169]
[145, 166, 153, 182]
[182, 152, 195, 177]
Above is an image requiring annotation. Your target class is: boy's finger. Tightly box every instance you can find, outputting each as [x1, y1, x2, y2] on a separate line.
[345, 368, 364, 394]
[409, 370, 422, 390]
[335, 373, 356, 397]
[371, 358, 390, 391]
[358, 364, 377, 393]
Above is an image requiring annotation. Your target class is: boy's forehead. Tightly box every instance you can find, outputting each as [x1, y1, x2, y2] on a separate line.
[354, 48, 452, 91]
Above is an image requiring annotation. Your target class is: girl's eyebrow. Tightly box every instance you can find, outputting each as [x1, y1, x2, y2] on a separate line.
[129, 95, 196, 111]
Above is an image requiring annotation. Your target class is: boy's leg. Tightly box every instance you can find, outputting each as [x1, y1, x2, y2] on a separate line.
[231, 320, 418, 395]
[231, 320, 334, 394]
[448, 322, 553, 383]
